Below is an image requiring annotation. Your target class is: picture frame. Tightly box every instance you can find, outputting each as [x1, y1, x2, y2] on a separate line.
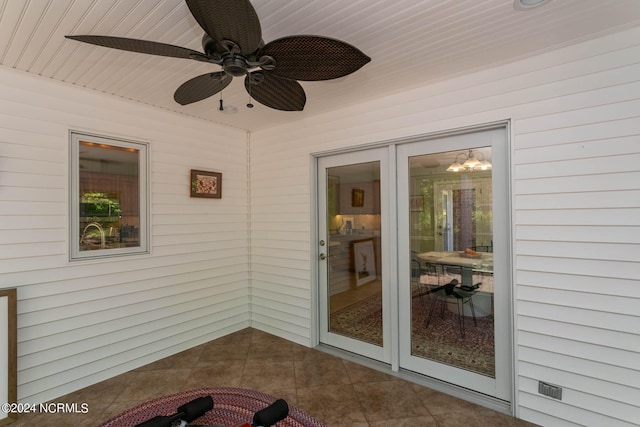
[353, 239, 376, 286]
[190, 169, 222, 198]
[351, 188, 364, 207]
[0, 288, 17, 426]
[410, 195, 424, 212]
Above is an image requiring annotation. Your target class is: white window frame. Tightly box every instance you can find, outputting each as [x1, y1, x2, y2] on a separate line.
[69, 131, 149, 260]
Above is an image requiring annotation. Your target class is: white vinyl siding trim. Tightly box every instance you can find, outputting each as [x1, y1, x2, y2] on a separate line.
[0, 67, 250, 403]
[250, 26, 640, 426]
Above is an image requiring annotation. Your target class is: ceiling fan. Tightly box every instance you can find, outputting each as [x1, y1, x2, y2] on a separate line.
[66, 0, 370, 112]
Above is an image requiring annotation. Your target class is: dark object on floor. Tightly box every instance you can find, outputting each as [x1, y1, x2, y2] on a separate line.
[100, 387, 325, 427]
[134, 395, 213, 427]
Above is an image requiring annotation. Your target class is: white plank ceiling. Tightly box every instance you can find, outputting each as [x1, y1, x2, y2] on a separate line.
[2, 0, 640, 131]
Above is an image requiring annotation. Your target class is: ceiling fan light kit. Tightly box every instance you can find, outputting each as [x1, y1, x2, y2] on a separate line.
[66, 0, 370, 112]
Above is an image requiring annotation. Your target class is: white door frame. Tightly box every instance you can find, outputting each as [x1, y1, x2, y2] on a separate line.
[311, 120, 514, 405]
[396, 125, 512, 400]
[316, 147, 392, 364]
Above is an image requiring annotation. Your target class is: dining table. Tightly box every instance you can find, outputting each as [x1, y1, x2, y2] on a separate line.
[417, 251, 493, 278]
[416, 250, 494, 317]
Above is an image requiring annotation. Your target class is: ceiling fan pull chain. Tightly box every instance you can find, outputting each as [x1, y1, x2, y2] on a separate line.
[247, 85, 254, 109]
[219, 75, 225, 111]
[246, 74, 254, 108]
[219, 73, 226, 111]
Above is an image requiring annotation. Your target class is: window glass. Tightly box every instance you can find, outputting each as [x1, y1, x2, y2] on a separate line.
[409, 147, 495, 377]
[70, 132, 148, 259]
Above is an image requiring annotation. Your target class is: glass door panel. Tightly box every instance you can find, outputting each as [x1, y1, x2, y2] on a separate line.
[397, 126, 511, 400]
[326, 162, 382, 345]
[409, 149, 495, 377]
[318, 148, 389, 363]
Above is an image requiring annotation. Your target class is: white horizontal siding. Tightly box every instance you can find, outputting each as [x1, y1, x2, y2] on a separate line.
[250, 26, 640, 425]
[513, 84, 640, 424]
[1, 16, 638, 427]
[0, 66, 250, 403]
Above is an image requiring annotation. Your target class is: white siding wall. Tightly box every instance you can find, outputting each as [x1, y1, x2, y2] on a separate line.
[250, 27, 640, 426]
[0, 67, 250, 403]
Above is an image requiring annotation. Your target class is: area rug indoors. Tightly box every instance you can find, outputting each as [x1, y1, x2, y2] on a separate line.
[330, 291, 495, 377]
[99, 387, 327, 427]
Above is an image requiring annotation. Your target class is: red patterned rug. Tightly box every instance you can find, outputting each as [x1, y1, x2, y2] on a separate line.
[99, 387, 326, 427]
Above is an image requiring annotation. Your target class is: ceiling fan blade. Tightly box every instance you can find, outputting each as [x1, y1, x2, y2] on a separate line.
[259, 35, 370, 81]
[245, 72, 306, 111]
[65, 35, 206, 60]
[174, 72, 232, 105]
[186, 0, 262, 55]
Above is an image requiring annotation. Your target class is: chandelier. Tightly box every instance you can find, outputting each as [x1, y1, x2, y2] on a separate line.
[446, 149, 492, 172]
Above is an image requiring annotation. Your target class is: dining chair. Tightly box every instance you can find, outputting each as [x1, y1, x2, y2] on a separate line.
[425, 278, 478, 338]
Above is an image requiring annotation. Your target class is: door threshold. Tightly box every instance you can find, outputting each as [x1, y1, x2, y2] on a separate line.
[316, 343, 512, 416]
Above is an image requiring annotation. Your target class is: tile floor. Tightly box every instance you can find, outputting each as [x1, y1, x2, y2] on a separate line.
[9, 328, 538, 426]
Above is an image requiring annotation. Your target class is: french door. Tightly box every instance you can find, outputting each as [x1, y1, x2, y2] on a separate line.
[316, 124, 511, 401]
[397, 127, 511, 400]
[317, 147, 391, 363]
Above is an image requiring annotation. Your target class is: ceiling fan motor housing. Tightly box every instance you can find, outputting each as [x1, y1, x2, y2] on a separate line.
[203, 34, 253, 77]
[222, 56, 249, 76]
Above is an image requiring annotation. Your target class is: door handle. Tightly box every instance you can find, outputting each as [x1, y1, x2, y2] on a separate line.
[319, 253, 327, 260]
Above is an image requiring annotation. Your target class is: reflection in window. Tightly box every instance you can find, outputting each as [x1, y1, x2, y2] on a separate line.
[409, 146, 495, 377]
[70, 132, 148, 259]
[409, 148, 493, 254]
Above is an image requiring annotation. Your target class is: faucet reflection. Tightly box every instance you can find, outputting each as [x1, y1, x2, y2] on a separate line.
[80, 222, 106, 249]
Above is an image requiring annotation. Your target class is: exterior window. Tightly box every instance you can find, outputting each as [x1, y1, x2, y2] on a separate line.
[70, 132, 148, 260]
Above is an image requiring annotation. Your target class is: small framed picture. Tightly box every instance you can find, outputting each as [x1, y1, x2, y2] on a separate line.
[353, 239, 376, 286]
[410, 195, 424, 212]
[352, 188, 364, 207]
[190, 169, 222, 198]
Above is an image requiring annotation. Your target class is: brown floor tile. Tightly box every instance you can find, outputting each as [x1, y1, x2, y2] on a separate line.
[100, 399, 146, 424]
[197, 343, 250, 364]
[239, 359, 297, 392]
[296, 384, 368, 425]
[211, 328, 253, 346]
[60, 372, 132, 406]
[369, 416, 438, 426]
[8, 328, 537, 427]
[414, 384, 483, 416]
[294, 356, 352, 388]
[473, 406, 540, 427]
[247, 330, 296, 361]
[342, 359, 396, 384]
[353, 380, 431, 422]
[183, 360, 245, 389]
[114, 368, 192, 402]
